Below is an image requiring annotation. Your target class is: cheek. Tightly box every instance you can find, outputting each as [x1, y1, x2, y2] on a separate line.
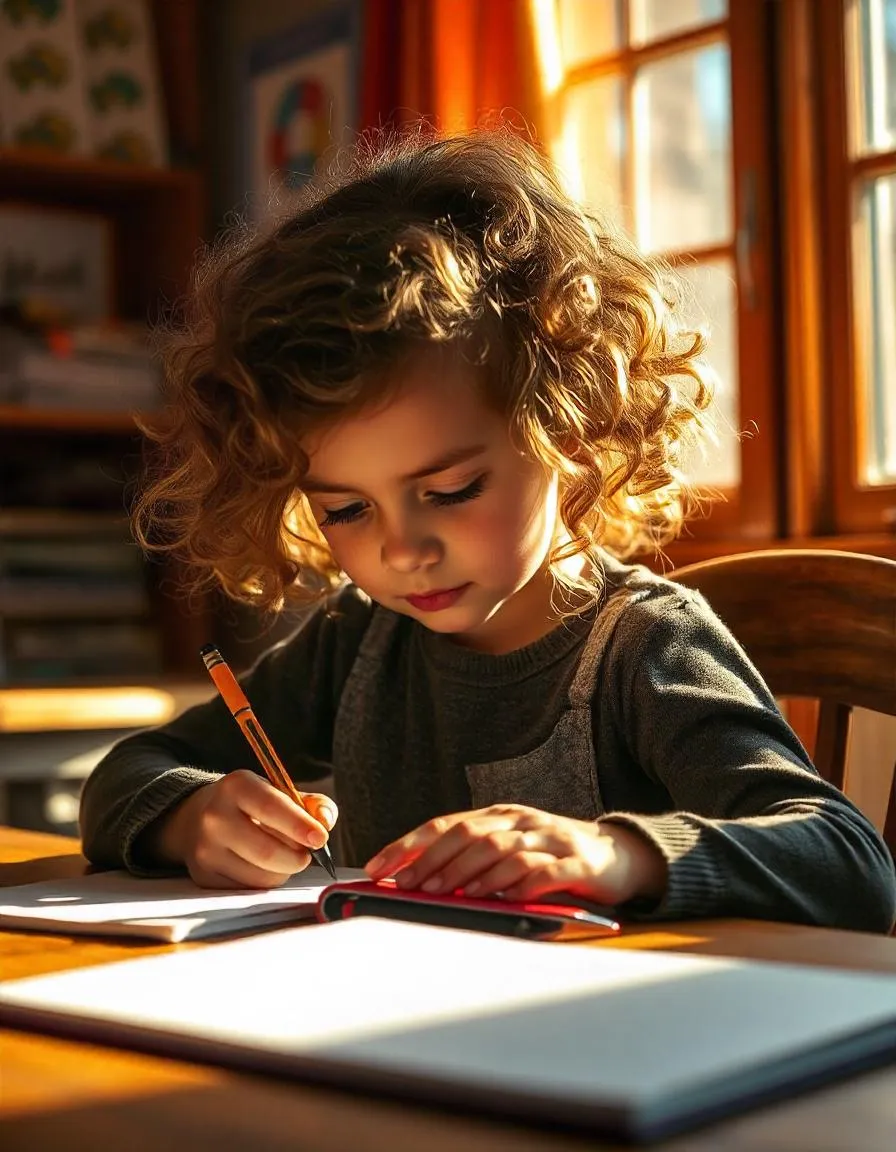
[320, 530, 366, 577]
[496, 472, 557, 549]
[461, 481, 556, 562]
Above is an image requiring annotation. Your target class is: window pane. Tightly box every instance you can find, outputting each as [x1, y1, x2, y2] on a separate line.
[848, 0, 896, 156]
[630, 0, 727, 47]
[853, 173, 896, 485]
[557, 0, 621, 71]
[560, 75, 625, 222]
[675, 259, 740, 489]
[633, 43, 732, 253]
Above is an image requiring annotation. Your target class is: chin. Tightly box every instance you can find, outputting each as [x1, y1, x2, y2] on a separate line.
[410, 605, 482, 631]
[430, 597, 508, 632]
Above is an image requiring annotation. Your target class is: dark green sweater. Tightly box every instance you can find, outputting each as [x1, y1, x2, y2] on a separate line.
[79, 556, 896, 932]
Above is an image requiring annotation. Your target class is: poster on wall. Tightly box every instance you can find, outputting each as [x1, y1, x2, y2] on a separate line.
[0, 0, 167, 164]
[246, 2, 359, 220]
[0, 0, 92, 155]
[76, 0, 169, 166]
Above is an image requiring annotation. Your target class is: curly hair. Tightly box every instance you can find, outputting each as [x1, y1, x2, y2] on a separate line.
[135, 126, 715, 612]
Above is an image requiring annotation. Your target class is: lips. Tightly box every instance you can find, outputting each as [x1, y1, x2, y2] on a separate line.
[404, 584, 471, 612]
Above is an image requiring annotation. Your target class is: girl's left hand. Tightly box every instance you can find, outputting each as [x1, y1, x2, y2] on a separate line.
[364, 805, 667, 906]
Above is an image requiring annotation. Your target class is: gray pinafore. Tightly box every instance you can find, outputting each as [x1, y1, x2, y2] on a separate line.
[328, 585, 644, 868]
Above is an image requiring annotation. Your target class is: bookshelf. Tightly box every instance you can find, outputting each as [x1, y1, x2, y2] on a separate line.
[0, 405, 142, 433]
[0, 0, 211, 718]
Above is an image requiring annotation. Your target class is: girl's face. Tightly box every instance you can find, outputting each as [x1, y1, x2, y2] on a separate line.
[301, 347, 561, 653]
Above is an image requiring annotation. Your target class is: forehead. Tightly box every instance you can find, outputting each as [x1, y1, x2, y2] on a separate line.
[303, 347, 504, 471]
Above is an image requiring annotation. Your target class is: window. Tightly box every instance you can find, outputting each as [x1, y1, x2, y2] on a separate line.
[532, 0, 781, 542]
[821, 0, 896, 533]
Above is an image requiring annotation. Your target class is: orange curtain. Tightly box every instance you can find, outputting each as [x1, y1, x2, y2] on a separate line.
[360, 0, 543, 137]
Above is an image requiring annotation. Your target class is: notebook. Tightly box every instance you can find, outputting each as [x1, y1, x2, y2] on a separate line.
[0, 867, 365, 942]
[1, 917, 895, 1142]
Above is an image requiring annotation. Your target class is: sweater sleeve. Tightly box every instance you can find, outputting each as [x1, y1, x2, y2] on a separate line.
[78, 585, 373, 874]
[598, 588, 896, 933]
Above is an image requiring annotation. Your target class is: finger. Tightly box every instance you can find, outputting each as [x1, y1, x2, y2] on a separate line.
[413, 830, 546, 895]
[232, 773, 330, 850]
[213, 846, 308, 890]
[299, 792, 339, 831]
[365, 812, 472, 878]
[222, 811, 313, 877]
[463, 851, 559, 898]
[186, 845, 303, 890]
[392, 815, 521, 890]
[502, 856, 598, 902]
[185, 862, 246, 890]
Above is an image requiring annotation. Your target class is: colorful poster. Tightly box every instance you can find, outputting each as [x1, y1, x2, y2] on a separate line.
[247, 3, 359, 220]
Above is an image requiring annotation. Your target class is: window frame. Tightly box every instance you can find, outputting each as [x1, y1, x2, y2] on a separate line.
[817, 0, 896, 534]
[540, 0, 782, 545]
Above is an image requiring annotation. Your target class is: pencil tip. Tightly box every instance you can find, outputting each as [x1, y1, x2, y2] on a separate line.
[321, 847, 338, 880]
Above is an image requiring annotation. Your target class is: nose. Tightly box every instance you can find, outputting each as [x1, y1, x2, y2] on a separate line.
[380, 515, 442, 574]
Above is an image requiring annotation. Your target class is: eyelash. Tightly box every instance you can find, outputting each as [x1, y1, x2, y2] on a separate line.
[319, 504, 366, 527]
[319, 474, 488, 528]
[430, 473, 487, 507]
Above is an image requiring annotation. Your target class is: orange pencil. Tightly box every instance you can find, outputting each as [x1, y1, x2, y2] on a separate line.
[200, 643, 337, 879]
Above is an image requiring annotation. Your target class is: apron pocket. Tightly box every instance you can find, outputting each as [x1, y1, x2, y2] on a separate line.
[465, 711, 603, 821]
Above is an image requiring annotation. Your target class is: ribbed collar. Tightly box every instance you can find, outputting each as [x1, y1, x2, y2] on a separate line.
[413, 602, 598, 686]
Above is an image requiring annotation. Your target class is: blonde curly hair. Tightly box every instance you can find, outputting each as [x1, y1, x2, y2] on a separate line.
[135, 127, 715, 612]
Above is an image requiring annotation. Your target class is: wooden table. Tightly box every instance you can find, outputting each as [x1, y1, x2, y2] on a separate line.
[2, 826, 895, 1151]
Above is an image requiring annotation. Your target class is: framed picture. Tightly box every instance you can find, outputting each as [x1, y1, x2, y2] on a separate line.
[0, 203, 112, 324]
[245, 2, 361, 220]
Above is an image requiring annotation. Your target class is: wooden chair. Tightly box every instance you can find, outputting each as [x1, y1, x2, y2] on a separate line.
[669, 549, 896, 857]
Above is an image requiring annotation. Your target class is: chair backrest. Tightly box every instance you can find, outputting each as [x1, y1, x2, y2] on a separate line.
[669, 549, 896, 856]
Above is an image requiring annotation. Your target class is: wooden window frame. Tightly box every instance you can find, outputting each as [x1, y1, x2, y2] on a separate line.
[541, 1, 781, 545]
[817, 0, 896, 534]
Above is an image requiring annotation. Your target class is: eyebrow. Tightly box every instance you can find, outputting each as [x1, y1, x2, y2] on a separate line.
[302, 444, 488, 495]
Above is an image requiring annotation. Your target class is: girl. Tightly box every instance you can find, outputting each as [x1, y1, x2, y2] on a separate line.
[80, 130, 895, 932]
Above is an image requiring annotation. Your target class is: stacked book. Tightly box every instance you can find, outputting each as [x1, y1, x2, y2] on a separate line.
[0, 323, 162, 413]
[0, 509, 161, 684]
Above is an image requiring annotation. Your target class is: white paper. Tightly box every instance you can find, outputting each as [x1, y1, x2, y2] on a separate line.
[1, 917, 895, 1139]
[0, 866, 364, 942]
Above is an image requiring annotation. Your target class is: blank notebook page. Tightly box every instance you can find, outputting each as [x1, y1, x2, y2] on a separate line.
[2, 917, 895, 1140]
[0, 867, 365, 942]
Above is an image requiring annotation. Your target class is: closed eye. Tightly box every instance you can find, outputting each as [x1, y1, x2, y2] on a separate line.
[319, 502, 367, 527]
[428, 473, 488, 507]
[319, 473, 489, 526]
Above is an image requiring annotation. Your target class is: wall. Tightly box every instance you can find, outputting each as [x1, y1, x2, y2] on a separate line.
[203, 0, 338, 228]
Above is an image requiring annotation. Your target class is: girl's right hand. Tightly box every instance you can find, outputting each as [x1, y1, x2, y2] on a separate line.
[149, 770, 338, 889]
